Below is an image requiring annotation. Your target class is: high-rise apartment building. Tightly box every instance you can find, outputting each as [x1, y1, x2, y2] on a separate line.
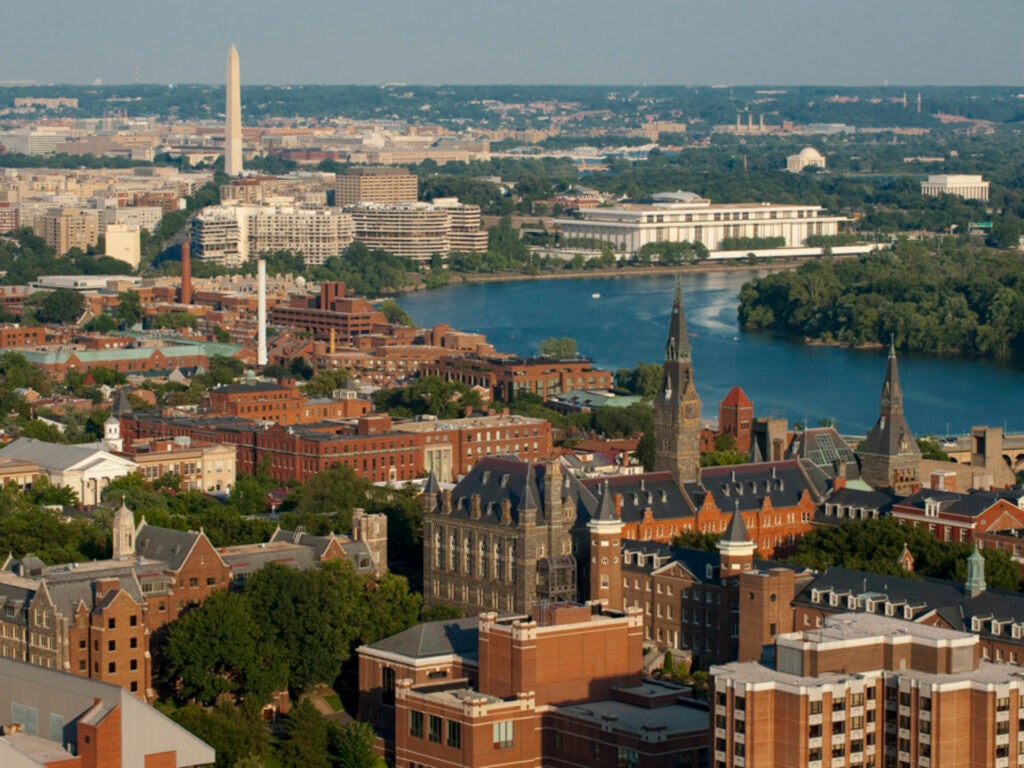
[224, 45, 243, 177]
[335, 167, 418, 205]
[712, 612, 1024, 768]
[38, 207, 99, 255]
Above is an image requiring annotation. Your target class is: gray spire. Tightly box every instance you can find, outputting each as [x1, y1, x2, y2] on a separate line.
[518, 463, 540, 513]
[594, 480, 618, 522]
[423, 470, 441, 496]
[722, 501, 750, 544]
[664, 275, 691, 363]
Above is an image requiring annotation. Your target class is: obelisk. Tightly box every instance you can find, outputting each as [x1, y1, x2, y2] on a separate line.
[225, 45, 243, 177]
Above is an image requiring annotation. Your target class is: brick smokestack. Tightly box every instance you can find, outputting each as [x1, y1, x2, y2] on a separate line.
[180, 240, 193, 305]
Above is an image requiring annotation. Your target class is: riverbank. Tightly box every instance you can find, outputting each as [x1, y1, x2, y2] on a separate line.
[442, 258, 817, 286]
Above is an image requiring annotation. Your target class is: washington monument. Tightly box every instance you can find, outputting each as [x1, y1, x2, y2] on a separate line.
[225, 45, 243, 176]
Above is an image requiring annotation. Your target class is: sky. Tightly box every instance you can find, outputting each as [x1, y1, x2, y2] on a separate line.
[3, 0, 1022, 87]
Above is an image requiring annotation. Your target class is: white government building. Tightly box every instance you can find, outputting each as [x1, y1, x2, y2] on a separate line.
[554, 191, 846, 255]
[920, 174, 989, 202]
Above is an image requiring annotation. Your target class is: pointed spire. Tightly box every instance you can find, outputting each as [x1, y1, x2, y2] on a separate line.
[518, 463, 540, 513]
[880, 339, 903, 416]
[749, 439, 764, 464]
[595, 480, 618, 522]
[664, 274, 691, 363]
[423, 470, 441, 496]
[722, 500, 750, 544]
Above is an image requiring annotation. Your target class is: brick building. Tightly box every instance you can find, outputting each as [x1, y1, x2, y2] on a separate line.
[718, 385, 753, 454]
[420, 354, 613, 403]
[0, 324, 45, 348]
[0, 503, 386, 703]
[204, 377, 371, 425]
[270, 281, 389, 342]
[712, 612, 1024, 768]
[359, 604, 710, 768]
[0, 656, 214, 768]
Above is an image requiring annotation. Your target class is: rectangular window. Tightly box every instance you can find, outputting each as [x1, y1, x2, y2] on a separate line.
[409, 711, 424, 738]
[428, 715, 442, 743]
[493, 720, 514, 748]
[447, 720, 461, 748]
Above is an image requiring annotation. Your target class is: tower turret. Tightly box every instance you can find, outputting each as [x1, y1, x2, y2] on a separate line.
[588, 481, 623, 609]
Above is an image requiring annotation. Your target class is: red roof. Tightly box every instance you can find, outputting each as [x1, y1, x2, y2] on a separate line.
[720, 385, 752, 408]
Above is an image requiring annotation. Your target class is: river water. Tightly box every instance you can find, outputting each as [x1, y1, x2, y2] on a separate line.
[396, 270, 1024, 437]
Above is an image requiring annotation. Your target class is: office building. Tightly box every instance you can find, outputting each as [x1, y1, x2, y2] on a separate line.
[336, 166, 418, 205]
[38, 208, 99, 256]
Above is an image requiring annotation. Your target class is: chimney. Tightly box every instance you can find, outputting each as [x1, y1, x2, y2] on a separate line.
[180, 240, 193, 305]
[257, 259, 268, 366]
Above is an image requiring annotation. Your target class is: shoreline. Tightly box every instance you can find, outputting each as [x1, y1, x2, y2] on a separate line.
[411, 257, 815, 290]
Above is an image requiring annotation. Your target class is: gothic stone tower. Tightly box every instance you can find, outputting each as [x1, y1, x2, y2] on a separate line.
[654, 278, 702, 484]
[860, 341, 922, 494]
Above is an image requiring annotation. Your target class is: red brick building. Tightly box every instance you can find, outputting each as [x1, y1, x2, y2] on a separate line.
[713, 612, 1024, 768]
[717, 385, 753, 453]
[420, 354, 613, 403]
[360, 604, 710, 768]
[204, 378, 371, 425]
[270, 281, 389, 341]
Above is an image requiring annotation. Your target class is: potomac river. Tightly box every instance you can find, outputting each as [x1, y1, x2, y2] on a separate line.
[396, 269, 1024, 437]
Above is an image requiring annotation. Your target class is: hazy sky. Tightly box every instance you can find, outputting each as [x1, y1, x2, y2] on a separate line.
[4, 0, 1022, 86]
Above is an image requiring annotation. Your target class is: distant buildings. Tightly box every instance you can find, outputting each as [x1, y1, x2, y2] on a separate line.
[38, 207, 99, 255]
[345, 199, 488, 265]
[921, 174, 989, 201]
[555, 192, 846, 255]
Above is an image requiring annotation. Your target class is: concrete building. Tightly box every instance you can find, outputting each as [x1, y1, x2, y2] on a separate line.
[921, 174, 989, 201]
[785, 147, 826, 173]
[346, 200, 488, 265]
[224, 45, 243, 177]
[712, 612, 1024, 768]
[103, 223, 140, 269]
[190, 204, 355, 266]
[335, 166, 418, 205]
[38, 208, 99, 255]
[0, 656, 214, 768]
[554, 192, 846, 255]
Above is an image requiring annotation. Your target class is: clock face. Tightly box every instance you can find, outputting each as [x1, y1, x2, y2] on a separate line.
[685, 402, 698, 419]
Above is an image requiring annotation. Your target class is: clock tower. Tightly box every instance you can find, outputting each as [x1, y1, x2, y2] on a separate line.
[654, 277, 702, 485]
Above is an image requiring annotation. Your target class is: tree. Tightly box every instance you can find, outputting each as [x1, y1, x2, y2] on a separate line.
[917, 437, 952, 462]
[115, 290, 144, 327]
[30, 289, 85, 324]
[277, 700, 331, 768]
[537, 336, 577, 359]
[170, 704, 271, 768]
[332, 721, 388, 768]
[284, 464, 370, 526]
[303, 368, 351, 397]
[86, 313, 118, 332]
[379, 299, 414, 327]
[162, 591, 287, 706]
[358, 572, 422, 645]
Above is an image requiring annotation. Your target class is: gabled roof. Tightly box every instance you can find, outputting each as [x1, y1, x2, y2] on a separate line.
[135, 523, 204, 572]
[579, 472, 696, 521]
[0, 438, 137, 474]
[696, 460, 829, 513]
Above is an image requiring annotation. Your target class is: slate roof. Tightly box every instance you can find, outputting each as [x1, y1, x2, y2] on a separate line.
[363, 616, 480, 662]
[135, 523, 204, 572]
[695, 460, 829, 514]
[897, 488, 1024, 519]
[447, 457, 586, 526]
[793, 565, 1024, 643]
[579, 472, 695, 521]
[826, 487, 896, 511]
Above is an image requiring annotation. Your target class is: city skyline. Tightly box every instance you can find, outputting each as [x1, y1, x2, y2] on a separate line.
[3, 0, 1021, 87]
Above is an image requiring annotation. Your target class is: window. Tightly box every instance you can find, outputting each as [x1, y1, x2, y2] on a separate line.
[409, 711, 424, 738]
[130, 638, 137, 649]
[447, 720, 461, 749]
[428, 715, 442, 743]
[129, 615, 137, 627]
[810, 700, 822, 715]
[107, 662, 116, 673]
[108, 640, 116, 651]
[130, 659, 138, 671]
[493, 720, 514, 748]
[107, 618, 116, 629]
[852, 692, 863, 706]
[189, 577, 199, 588]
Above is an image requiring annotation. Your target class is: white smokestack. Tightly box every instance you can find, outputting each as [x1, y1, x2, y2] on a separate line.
[257, 259, 268, 366]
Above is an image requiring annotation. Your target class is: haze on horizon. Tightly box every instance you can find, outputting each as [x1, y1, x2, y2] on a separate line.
[5, 0, 1021, 88]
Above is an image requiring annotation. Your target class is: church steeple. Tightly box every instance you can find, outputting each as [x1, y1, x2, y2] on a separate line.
[859, 341, 922, 495]
[654, 276, 702, 485]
